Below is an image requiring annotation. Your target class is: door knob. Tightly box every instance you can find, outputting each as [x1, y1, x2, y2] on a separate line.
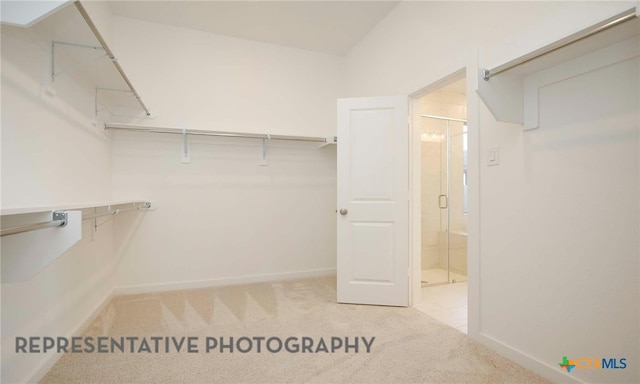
[339, 208, 348, 216]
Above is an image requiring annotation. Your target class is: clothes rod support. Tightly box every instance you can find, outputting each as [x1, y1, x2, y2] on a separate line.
[82, 202, 151, 221]
[482, 7, 638, 80]
[182, 129, 191, 164]
[74, 0, 152, 116]
[260, 135, 270, 166]
[1, 211, 68, 237]
[95, 87, 133, 119]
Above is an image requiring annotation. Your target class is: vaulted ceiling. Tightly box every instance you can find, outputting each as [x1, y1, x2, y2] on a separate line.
[107, 1, 400, 56]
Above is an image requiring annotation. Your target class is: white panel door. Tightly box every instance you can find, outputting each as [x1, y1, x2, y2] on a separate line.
[337, 96, 409, 306]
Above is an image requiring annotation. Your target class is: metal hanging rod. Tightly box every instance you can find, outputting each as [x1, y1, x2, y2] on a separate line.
[421, 114, 467, 123]
[82, 202, 151, 221]
[483, 7, 638, 81]
[104, 123, 337, 144]
[74, 0, 152, 117]
[1, 203, 150, 236]
[1, 212, 68, 237]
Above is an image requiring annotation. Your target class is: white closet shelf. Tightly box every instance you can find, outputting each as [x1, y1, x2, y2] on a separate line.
[25, 0, 151, 118]
[104, 123, 337, 144]
[1, 200, 150, 216]
[477, 7, 639, 128]
[1, 200, 150, 282]
[105, 123, 336, 166]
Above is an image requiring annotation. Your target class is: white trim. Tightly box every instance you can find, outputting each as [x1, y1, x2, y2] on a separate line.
[25, 288, 116, 384]
[112, 268, 337, 295]
[466, 53, 481, 339]
[475, 332, 587, 384]
[408, 95, 421, 306]
[410, 69, 466, 99]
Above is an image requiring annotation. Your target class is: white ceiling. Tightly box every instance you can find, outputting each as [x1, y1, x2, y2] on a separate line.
[108, 1, 400, 56]
[0, 1, 70, 27]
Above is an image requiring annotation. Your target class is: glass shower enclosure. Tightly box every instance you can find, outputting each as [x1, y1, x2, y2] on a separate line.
[420, 115, 468, 286]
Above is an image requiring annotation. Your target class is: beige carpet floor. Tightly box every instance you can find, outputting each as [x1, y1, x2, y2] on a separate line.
[41, 276, 551, 384]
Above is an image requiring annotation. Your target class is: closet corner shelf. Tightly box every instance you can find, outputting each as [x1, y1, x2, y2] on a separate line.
[1, 200, 151, 216]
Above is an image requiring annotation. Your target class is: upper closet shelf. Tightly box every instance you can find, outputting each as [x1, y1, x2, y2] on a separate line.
[105, 123, 337, 144]
[1, 200, 150, 217]
[477, 7, 639, 129]
[1, 200, 151, 283]
[105, 122, 337, 165]
[73, 1, 150, 117]
[16, 0, 151, 118]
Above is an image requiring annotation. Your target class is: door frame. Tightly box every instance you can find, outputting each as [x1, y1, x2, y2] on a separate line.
[407, 67, 468, 306]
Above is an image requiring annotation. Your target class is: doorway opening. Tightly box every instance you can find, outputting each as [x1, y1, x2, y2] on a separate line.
[412, 73, 468, 333]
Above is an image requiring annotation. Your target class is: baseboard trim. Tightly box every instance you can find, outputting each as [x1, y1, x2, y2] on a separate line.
[25, 288, 116, 384]
[474, 331, 586, 384]
[112, 268, 337, 296]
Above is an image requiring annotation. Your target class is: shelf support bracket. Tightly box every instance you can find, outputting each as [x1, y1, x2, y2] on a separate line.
[51, 41, 107, 83]
[94, 87, 134, 121]
[317, 136, 338, 148]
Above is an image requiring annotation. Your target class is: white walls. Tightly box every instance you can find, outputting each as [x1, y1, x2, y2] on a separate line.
[1, 24, 116, 382]
[107, 17, 344, 291]
[2, 6, 345, 382]
[1, 27, 111, 208]
[479, 52, 638, 384]
[111, 16, 346, 137]
[110, 134, 337, 291]
[78, 0, 115, 48]
[4, 2, 637, 383]
[347, 1, 638, 383]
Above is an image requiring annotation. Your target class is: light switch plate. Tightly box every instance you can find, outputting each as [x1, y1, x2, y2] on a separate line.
[488, 147, 500, 166]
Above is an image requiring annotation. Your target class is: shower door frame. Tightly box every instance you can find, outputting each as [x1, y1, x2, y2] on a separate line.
[420, 114, 468, 287]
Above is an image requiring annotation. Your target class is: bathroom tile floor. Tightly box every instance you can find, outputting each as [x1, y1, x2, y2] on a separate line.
[421, 268, 467, 285]
[415, 281, 468, 334]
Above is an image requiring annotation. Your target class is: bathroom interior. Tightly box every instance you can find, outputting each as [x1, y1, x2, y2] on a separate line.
[419, 77, 468, 286]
